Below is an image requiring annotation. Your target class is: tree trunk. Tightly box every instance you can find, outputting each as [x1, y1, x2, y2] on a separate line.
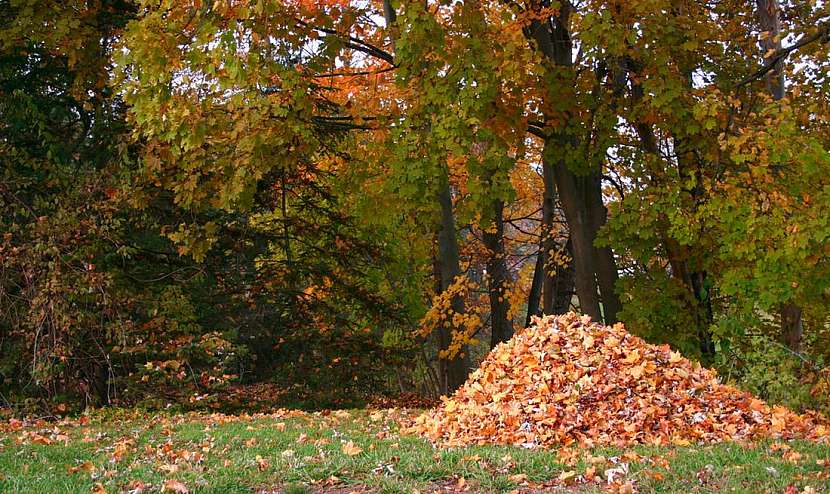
[435, 177, 470, 394]
[544, 138, 602, 321]
[756, 0, 785, 100]
[780, 303, 803, 353]
[621, 53, 716, 358]
[524, 5, 620, 324]
[756, 0, 804, 352]
[525, 249, 544, 326]
[484, 199, 514, 348]
[551, 239, 576, 314]
[384, 0, 469, 392]
[540, 148, 558, 315]
[584, 173, 621, 323]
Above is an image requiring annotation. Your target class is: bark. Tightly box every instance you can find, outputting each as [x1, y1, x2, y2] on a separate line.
[545, 138, 602, 321]
[484, 199, 514, 348]
[756, 0, 804, 351]
[756, 0, 786, 100]
[524, 4, 621, 324]
[584, 173, 621, 323]
[435, 177, 470, 394]
[540, 147, 559, 315]
[550, 239, 576, 314]
[528, 236, 575, 325]
[525, 249, 544, 326]
[384, 0, 470, 392]
[780, 303, 804, 353]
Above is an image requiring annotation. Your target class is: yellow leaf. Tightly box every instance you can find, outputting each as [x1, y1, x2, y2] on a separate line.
[622, 349, 640, 364]
[558, 470, 577, 482]
[583, 335, 595, 349]
[341, 440, 363, 456]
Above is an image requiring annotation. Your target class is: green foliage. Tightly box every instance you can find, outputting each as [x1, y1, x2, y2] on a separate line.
[615, 274, 703, 357]
[717, 334, 830, 415]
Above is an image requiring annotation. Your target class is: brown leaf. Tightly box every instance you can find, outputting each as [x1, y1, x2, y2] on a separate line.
[162, 479, 189, 493]
[400, 312, 830, 448]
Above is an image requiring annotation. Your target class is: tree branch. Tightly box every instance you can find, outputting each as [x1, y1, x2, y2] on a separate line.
[736, 21, 830, 89]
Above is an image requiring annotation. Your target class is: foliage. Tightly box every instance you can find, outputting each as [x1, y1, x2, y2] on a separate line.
[408, 313, 828, 448]
[4, 0, 830, 414]
[717, 331, 830, 417]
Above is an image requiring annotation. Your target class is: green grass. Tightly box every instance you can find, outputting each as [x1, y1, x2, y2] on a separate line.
[1, 408, 830, 493]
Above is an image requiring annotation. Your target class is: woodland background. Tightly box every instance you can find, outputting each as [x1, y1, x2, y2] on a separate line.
[1, 0, 830, 415]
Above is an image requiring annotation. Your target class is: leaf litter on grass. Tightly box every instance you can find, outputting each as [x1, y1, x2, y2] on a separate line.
[404, 312, 830, 449]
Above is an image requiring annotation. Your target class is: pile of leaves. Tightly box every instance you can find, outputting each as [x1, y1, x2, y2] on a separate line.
[405, 313, 830, 448]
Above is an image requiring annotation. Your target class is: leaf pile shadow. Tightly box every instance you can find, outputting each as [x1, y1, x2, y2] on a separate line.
[404, 313, 830, 448]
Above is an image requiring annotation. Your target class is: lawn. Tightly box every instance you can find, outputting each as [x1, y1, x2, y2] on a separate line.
[1, 408, 830, 493]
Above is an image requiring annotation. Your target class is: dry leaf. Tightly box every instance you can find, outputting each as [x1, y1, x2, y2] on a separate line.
[162, 479, 189, 493]
[256, 455, 270, 471]
[402, 313, 830, 448]
[558, 470, 577, 482]
[341, 440, 363, 456]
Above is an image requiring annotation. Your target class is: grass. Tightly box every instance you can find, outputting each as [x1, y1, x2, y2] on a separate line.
[1, 408, 830, 493]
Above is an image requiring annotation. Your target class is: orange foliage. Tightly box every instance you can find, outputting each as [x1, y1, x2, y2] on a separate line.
[404, 313, 830, 448]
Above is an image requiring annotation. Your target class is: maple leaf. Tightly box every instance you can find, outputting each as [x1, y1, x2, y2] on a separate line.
[67, 461, 95, 474]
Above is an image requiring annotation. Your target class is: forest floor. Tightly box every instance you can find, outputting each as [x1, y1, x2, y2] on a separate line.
[2, 407, 830, 493]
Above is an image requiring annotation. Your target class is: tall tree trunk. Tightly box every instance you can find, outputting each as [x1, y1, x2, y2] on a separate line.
[540, 148, 559, 315]
[524, 4, 620, 324]
[619, 51, 716, 358]
[756, 0, 804, 352]
[436, 177, 470, 394]
[675, 141, 717, 361]
[484, 199, 514, 348]
[584, 173, 621, 322]
[545, 138, 602, 321]
[384, 0, 469, 391]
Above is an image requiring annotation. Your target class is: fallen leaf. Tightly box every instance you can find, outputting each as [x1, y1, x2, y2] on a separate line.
[162, 479, 189, 493]
[558, 470, 577, 482]
[341, 440, 362, 456]
[256, 455, 270, 471]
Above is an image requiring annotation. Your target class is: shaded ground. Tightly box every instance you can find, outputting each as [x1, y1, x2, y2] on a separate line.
[1, 408, 829, 493]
